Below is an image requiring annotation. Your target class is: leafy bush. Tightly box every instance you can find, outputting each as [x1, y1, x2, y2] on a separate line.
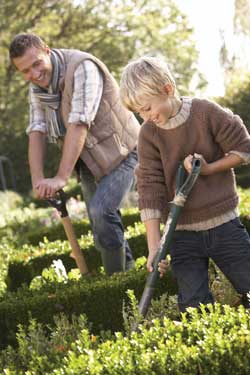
[0, 203, 140, 246]
[2, 304, 250, 375]
[52, 304, 250, 375]
[219, 73, 250, 129]
[5, 221, 145, 290]
[0, 240, 12, 298]
[0, 262, 177, 349]
[1, 186, 250, 373]
[0, 313, 90, 374]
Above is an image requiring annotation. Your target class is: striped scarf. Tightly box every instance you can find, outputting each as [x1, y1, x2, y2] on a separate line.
[32, 49, 66, 143]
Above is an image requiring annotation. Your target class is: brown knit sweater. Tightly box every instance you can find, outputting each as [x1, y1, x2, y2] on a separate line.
[136, 98, 250, 225]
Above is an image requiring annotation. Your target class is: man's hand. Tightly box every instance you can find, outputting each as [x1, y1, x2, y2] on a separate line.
[35, 176, 67, 199]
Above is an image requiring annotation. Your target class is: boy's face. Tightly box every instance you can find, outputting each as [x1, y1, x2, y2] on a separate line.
[138, 94, 173, 127]
[13, 46, 53, 89]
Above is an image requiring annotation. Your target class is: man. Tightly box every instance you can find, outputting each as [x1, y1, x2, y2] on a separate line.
[9, 33, 140, 276]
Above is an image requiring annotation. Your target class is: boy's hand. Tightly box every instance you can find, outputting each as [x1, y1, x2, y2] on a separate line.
[147, 253, 168, 278]
[184, 153, 210, 175]
[158, 259, 168, 278]
[146, 251, 157, 273]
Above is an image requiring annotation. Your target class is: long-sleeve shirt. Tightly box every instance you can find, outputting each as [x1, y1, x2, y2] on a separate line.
[27, 60, 103, 135]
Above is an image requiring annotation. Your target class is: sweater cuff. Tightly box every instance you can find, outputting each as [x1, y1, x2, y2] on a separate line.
[229, 150, 250, 164]
[141, 208, 162, 222]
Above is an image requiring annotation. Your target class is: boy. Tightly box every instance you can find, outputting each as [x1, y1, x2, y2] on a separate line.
[120, 55, 250, 312]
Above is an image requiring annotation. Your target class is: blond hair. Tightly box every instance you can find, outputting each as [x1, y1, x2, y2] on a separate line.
[120, 56, 176, 112]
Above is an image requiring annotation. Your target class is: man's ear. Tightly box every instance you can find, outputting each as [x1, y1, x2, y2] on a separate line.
[163, 83, 174, 96]
[44, 45, 51, 55]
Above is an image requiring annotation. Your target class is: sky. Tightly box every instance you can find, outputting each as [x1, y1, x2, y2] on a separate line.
[175, 0, 235, 97]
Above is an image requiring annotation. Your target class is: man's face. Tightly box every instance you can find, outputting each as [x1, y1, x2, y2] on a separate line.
[13, 46, 53, 88]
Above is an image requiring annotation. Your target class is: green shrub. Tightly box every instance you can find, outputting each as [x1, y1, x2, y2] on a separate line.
[52, 304, 250, 375]
[0, 240, 11, 298]
[0, 206, 140, 246]
[20, 208, 140, 246]
[5, 222, 146, 290]
[0, 190, 23, 212]
[0, 266, 177, 349]
[0, 314, 89, 375]
[2, 304, 250, 375]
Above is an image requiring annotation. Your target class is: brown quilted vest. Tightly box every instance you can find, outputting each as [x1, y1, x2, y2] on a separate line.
[57, 49, 140, 180]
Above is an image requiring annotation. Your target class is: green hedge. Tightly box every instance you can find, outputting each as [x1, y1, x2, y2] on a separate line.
[1, 304, 250, 374]
[0, 267, 177, 349]
[22, 209, 140, 246]
[6, 223, 147, 291]
[6, 211, 250, 292]
[51, 304, 250, 375]
[0, 208, 140, 246]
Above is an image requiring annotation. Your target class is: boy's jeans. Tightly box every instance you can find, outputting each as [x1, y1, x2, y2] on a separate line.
[79, 150, 138, 267]
[170, 217, 250, 312]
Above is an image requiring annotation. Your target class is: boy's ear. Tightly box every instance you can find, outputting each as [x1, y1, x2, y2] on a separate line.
[163, 83, 174, 96]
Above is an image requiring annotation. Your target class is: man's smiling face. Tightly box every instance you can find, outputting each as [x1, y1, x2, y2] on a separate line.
[13, 46, 52, 88]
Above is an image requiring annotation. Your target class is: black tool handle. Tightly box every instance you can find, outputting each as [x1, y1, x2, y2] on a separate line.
[47, 189, 68, 217]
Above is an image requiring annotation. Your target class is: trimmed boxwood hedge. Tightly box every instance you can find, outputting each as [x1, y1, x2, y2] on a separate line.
[2, 213, 250, 350]
[0, 209, 140, 246]
[0, 267, 177, 349]
[1, 304, 250, 375]
[50, 304, 250, 375]
[6, 223, 147, 291]
[21, 210, 140, 246]
[6, 212, 250, 292]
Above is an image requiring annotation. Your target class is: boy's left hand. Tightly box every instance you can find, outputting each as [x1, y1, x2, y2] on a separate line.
[147, 254, 168, 278]
[158, 259, 168, 278]
[184, 153, 210, 175]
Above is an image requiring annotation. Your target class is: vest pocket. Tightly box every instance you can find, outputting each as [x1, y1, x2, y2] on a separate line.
[85, 133, 98, 149]
[85, 133, 128, 174]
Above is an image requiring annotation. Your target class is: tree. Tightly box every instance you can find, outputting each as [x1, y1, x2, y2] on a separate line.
[218, 0, 250, 123]
[234, 0, 250, 36]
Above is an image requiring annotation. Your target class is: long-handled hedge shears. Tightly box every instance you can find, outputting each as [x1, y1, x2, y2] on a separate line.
[138, 157, 201, 319]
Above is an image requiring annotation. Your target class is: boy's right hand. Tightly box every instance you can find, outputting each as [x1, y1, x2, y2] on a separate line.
[183, 154, 193, 173]
[184, 153, 209, 175]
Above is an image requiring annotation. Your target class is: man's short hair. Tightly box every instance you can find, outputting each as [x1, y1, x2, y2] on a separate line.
[120, 56, 176, 112]
[9, 33, 47, 60]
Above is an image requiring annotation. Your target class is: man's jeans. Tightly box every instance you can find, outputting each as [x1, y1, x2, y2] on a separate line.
[79, 150, 137, 264]
[170, 217, 250, 312]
